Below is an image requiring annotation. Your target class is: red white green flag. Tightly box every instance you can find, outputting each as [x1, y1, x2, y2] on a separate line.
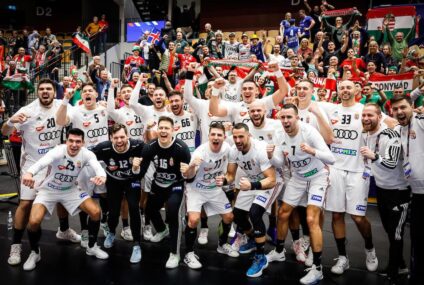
[72, 32, 91, 54]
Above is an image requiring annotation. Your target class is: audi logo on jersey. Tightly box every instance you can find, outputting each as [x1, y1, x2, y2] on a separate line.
[156, 172, 176, 180]
[54, 173, 75, 183]
[333, 129, 358, 140]
[129, 128, 144, 136]
[87, 127, 108, 138]
[176, 131, 195, 140]
[38, 130, 62, 142]
[290, 158, 311, 168]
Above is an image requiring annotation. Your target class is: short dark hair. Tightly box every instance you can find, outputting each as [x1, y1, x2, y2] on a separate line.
[158, 116, 174, 126]
[38, 78, 56, 93]
[120, 84, 132, 90]
[282, 103, 299, 114]
[233, 123, 249, 132]
[390, 94, 412, 106]
[209, 122, 225, 134]
[297, 79, 314, 89]
[81, 82, 96, 90]
[110, 123, 128, 135]
[168, 90, 183, 99]
[242, 79, 258, 88]
[67, 128, 85, 140]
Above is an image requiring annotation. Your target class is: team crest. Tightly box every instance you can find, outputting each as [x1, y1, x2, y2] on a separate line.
[240, 112, 247, 117]
[409, 130, 417, 139]
[174, 125, 181, 131]
[354, 113, 359, 120]
[83, 122, 91, 127]
[36, 126, 44, 132]
[267, 133, 273, 140]
[306, 116, 310, 124]
[129, 157, 133, 164]
[208, 112, 213, 117]
[36, 116, 42, 121]
[76, 161, 82, 168]
[126, 121, 133, 126]
[330, 119, 338, 125]
[169, 157, 174, 166]
[101, 110, 106, 117]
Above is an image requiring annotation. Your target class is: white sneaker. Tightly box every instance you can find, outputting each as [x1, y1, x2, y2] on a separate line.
[292, 239, 306, 262]
[331, 256, 350, 275]
[151, 226, 169, 243]
[56, 227, 81, 243]
[300, 265, 324, 284]
[305, 248, 313, 267]
[365, 248, 378, 272]
[229, 224, 236, 238]
[184, 251, 202, 269]
[197, 228, 209, 245]
[121, 226, 134, 241]
[100, 222, 110, 237]
[8, 244, 22, 265]
[80, 230, 89, 248]
[23, 250, 41, 271]
[143, 225, 153, 241]
[165, 252, 180, 269]
[231, 233, 248, 252]
[86, 243, 109, 259]
[130, 245, 142, 263]
[301, 236, 310, 252]
[217, 243, 239, 258]
[266, 248, 286, 263]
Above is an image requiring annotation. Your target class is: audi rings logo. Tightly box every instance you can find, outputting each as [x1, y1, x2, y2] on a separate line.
[39, 130, 62, 142]
[130, 128, 144, 136]
[176, 131, 195, 140]
[54, 173, 75, 183]
[203, 172, 222, 180]
[87, 127, 108, 138]
[333, 129, 358, 140]
[291, 158, 311, 168]
[156, 172, 177, 180]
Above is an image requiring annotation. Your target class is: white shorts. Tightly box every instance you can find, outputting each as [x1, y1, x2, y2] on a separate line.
[77, 166, 106, 196]
[325, 167, 370, 216]
[186, 186, 232, 216]
[234, 182, 283, 213]
[20, 158, 47, 200]
[33, 188, 91, 217]
[283, 169, 329, 208]
[143, 163, 155, 193]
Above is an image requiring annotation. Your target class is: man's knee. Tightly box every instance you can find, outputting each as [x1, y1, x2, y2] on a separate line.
[249, 204, 266, 238]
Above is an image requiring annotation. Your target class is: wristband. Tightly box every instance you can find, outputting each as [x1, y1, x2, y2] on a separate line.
[274, 70, 283, 78]
[371, 153, 379, 162]
[251, 181, 262, 190]
[6, 120, 14, 127]
[211, 87, 221, 97]
[186, 71, 194, 80]
[62, 98, 69, 106]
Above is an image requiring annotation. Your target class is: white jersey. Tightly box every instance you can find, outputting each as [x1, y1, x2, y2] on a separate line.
[238, 43, 251, 60]
[298, 102, 329, 131]
[269, 54, 288, 68]
[187, 141, 231, 191]
[247, 118, 283, 144]
[227, 96, 275, 124]
[277, 122, 335, 179]
[169, 111, 198, 153]
[223, 41, 240, 60]
[27, 144, 106, 191]
[223, 80, 242, 102]
[397, 113, 424, 194]
[14, 99, 64, 162]
[108, 105, 146, 140]
[68, 104, 109, 149]
[229, 139, 272, 183]
[321, 102, 365, 172]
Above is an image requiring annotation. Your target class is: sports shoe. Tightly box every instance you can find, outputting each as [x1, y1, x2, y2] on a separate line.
[301, 236, 310, 252]
[130, 245, 142, 263]
[266, 227, 277, 244]
[8, 244, 22, 265]
[300, 265, 324, 284]
[292, 239, 307, 262]
[217, 243, 239, 258]
[143, 225, 153, 241]
[266, 248, 286, 263]
[86, 243, 109, 259]
[151, 226, 170, 243]
[239, 238, 256, 254]
[305, 248, 313, 267]
[56, 227, 81, 243]
[331, 256, 350, 275]
[246, 254, 268, 278]
[121, 226, 134, 241]
[104, 233, 115, 248]
[197, 228, 209, 245]
[23, 250, 41, 271]
[230, 232, 248, 252]
[100, 222, 110, 237]
[184, 251, 202, 269]
[80, 230, 89, 248]
[365, 248, 378, 272]
[229, 224, 236, 238]
[379, 266, 409, 277]
[165, 252, 180, 269]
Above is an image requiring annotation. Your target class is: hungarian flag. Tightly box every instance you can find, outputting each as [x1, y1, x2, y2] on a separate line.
[72, 32, 91, 54]
[368, 73, 414, 98]
[1, 73, 35, 93]
[367, 6, 416, 43]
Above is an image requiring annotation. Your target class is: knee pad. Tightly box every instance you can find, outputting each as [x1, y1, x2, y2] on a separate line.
[233, 208, 251, 232]
[249, 204, 266, 238]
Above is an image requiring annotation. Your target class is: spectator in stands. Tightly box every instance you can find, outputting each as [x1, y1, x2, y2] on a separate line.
[285, 19, 301, 54]
[221, 32, 239, 60]
[90, 67, 110, 100]
[85, 16, 101, 55]
[41, 27, 57, 48]
[28, 31, 41, 52]
[383, 18, 415, 63]
[348, 20, 368, 58]
[161, 21, 176, 46]
[45, 40, 63, 82]
[303, 0, 330, 41]
[298, 9, 315, 40]
[364, 41, 386, 74]
[71, 26, 83, 68]
[279, 12, 292, 37]
[322, 10, 360, 49]
[125, 46, 146, 71]
[21, 29, 29, 53]
[7, 30, 20, 57]
[159, 41, 178, 87]
[208, 30, 224, 59]
[175, 32, 189, 54]
[204, 23, 215, 44]
[177, 46, 197, 71]
[250, 34, 265, 62]
[32, 44, 48, 78]
[98, 14, 109, 53]
[238, 34, 251, 61]
[88, 56, 105, 76]
[13, 47, 32, 73]
[298, 38, 313, 59]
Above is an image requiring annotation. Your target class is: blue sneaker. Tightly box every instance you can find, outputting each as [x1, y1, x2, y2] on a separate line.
[239, 239, 256, 254]
[104, 233, 115, 248]
[246, 254, 268, 278]
[266, 227, 277, 245]
[130, 245, 142, 263]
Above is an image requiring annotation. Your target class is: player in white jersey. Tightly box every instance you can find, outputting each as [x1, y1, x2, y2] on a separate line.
[21, 128, 108, 271]
[167, 90, 198, 153]
[266, 104, 335, 284]
[391, 95, 424, 284]
[179, 123, 239, 269]
[2, 78, 80, 266]
[220, 123, 278, 278]
[359, 103, 410, 281]
[209, 61, 288, 124]
[322, 80, 379, 275]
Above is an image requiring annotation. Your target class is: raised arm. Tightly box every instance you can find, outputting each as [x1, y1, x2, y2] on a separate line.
[308, 102, 334, 144]
[128, 75, 152, 119]
[56, 90, 73, 126]
[209, 77, 229, 117]
[268, 61, 288, 106]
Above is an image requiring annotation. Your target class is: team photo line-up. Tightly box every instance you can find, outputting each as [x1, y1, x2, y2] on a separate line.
[1, 57, 424, 285]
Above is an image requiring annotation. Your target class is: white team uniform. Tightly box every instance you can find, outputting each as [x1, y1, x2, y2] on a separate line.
[320, 103, 369, 216]
[273, 123, 335, 207]
[226, 96, 275, 124]
[169, 111, 198, 153]
[298, 103, 329, 131]
[14, 99, 64, 200]
[186, 142, 232, 216]
[27, 145, 106, 217]
[229, 139, 280, 212]
[223, 80, 242, 103]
